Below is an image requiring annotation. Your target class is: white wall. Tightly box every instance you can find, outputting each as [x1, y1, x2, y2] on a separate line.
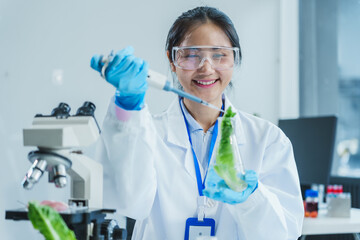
[0, 0, 298, 238]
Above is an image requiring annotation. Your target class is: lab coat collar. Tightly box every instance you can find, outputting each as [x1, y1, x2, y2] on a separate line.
[165, 98, 203, 180]
[166, 98, 190, 149]
[165, 96, 246, 148]
[165, 96, 247, 179]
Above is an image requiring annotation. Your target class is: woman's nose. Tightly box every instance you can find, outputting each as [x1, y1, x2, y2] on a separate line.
[197, 57, 215, 73]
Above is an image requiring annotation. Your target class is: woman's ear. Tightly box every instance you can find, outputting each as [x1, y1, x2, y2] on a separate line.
[167, 51, 176, 72]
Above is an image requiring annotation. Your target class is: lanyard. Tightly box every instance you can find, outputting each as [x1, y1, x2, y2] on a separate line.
[179, 98, 222, 196]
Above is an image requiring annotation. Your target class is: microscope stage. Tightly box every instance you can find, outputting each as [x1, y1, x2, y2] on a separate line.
[6, 207, 115, 224]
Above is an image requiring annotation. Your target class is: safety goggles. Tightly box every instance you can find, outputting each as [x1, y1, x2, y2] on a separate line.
[172, 46, 240, 71]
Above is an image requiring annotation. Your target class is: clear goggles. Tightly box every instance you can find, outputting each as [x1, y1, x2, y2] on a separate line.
[172, 45, 240, 71]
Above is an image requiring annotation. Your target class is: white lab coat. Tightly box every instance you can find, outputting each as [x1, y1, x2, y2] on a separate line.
[97, 96, 304, 240]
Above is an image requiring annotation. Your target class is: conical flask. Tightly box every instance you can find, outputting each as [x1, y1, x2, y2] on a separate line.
[207, 107, 247, 192]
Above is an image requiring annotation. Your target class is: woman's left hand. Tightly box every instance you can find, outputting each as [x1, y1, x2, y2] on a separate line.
[203, 169, 258, 204]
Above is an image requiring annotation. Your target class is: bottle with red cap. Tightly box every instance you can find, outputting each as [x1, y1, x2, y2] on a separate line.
[327, 185, 334, 196]
[326, 184, 344, 202]
[334, 185, 343, 194]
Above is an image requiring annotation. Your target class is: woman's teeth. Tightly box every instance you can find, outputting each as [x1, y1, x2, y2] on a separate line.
[195, 80, 216, 85]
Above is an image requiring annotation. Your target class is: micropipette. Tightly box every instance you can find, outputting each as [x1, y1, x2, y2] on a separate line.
[100, 53, 224, 113]
[147, 70, 224, 113]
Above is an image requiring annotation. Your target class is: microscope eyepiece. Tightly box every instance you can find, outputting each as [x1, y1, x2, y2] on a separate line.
[51, 102, 71, 119]
[75, 101, 96, 116]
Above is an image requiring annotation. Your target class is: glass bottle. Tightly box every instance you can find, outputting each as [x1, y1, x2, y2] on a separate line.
[305, 189, 319, 218]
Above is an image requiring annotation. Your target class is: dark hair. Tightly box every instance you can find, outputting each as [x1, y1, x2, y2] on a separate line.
[166, 6, 242, 64]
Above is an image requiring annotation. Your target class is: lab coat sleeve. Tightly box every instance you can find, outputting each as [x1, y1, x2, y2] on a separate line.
[226, 125, 304, 240]
[97, 98, 157, 220]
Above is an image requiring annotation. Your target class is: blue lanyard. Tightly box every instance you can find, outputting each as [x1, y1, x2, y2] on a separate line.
[179, 99, 222, 196]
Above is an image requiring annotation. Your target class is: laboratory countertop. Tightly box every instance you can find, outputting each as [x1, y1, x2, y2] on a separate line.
[302, 208, 360, 235]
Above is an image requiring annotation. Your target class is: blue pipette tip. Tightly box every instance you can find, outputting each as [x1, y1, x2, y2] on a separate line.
[203, 101, 225, 113]
[170, 87, 224, 113]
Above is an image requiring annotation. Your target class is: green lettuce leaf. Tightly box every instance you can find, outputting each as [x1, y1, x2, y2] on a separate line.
[28, 201, 76, 240]
[214, 107, 247, 192]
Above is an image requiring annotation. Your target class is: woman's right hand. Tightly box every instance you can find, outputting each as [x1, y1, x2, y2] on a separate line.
[90, 46, 149, 110]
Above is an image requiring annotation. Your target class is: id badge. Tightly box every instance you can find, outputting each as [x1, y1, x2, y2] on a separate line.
[184, 217, 215, 240]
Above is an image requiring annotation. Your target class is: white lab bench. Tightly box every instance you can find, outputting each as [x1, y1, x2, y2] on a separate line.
[301, 208, 360, 240]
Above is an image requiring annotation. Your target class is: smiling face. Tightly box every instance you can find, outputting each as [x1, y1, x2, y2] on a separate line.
[169, 22, 234, 107]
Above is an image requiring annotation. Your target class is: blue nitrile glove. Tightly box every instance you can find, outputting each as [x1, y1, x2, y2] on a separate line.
[203, 169, 258, 204]
[90, 46, 148, 110]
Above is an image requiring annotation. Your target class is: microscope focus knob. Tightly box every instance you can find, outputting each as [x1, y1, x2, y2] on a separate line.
[112, 226, 126, 240]
[100, 219, 127, 240]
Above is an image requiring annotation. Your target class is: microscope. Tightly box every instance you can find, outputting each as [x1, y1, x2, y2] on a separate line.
[5, 102, 126, 240]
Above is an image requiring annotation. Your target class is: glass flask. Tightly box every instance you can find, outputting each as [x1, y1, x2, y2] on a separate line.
[206, 116, 248, 192]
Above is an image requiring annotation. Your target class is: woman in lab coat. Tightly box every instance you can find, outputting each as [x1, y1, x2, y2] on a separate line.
[91, 6, 304, 240]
